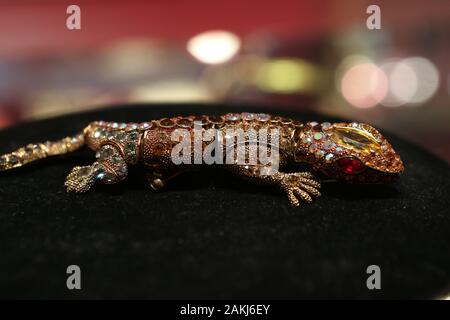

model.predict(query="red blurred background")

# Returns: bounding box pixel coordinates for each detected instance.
[0,0,449,160]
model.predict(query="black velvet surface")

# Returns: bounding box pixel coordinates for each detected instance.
[0,104,449,299]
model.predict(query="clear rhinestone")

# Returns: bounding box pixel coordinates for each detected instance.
[325,153,334,161]
[322,122,331,130]
[226,113,240,121]
[119,123,127,129]
[302,136,312,144]
[335,147,343,154]
[112,123,119,129]
[93,128,104,138]
[96,172,106,180]
[241,112,254,120]
[256,113,270,122]
[315,150,325,157]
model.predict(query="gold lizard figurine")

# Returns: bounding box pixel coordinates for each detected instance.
[0,113,403,206]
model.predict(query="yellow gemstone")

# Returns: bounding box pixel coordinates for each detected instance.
[330,126,380,154]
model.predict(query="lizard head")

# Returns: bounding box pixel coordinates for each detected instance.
[293,121,404,183]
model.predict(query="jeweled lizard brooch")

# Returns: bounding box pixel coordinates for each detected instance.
[0,113,403,206]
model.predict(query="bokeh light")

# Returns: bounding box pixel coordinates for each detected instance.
[403,57,440,105]
[340,63,388,108]
[187,30,241,64]
[254,58,320,94]
[380,58,417,107]
[131,81,213,102]
[335,55,373,93]
[380,57,439,107]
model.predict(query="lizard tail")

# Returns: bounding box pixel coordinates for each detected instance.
[0,132,85,172]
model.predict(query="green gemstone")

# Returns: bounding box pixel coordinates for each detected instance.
[314,133,323,140]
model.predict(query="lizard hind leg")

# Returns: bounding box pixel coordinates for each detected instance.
[228,164,321,206]
[65,144,128,193]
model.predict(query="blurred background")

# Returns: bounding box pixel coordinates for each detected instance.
[0,0,448,161]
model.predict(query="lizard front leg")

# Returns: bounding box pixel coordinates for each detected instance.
[65,144,128,193]
[228,164,321,206]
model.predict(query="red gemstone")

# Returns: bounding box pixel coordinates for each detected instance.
[337,157,364,174]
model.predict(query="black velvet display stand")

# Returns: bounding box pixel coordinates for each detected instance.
[0,104,449,299]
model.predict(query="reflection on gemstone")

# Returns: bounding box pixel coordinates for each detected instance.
[226,113,240,121]
[93,129,104,138]
[96,172,106,180]
[140,122,151,130]
[314,133,323,140]
[241,112,254,120]
[337,157,365,174]
[322,122,331,130]
[256,113,270,122]
[315,150,325,157]
[331,126,380,153]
